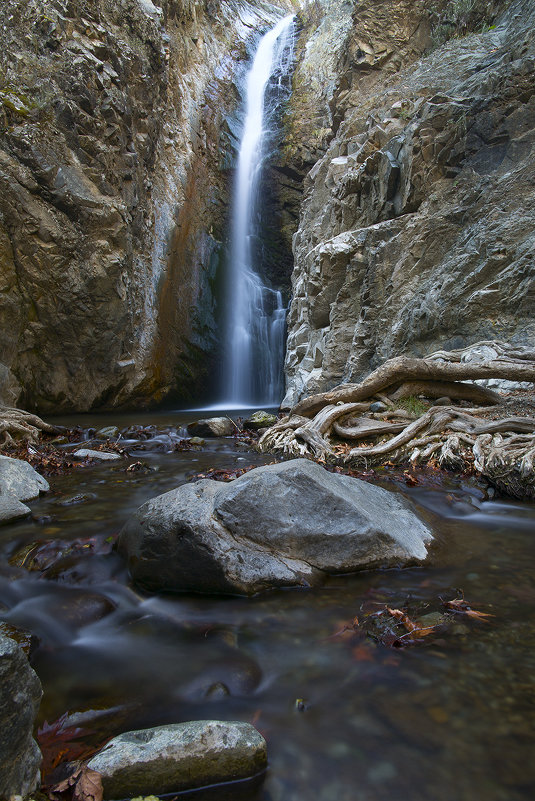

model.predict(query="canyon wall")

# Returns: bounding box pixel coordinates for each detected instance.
[283,0,534,407]
[2,0,532,413]
[0,0,288,412]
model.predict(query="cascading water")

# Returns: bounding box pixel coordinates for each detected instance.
[221,14,295,407]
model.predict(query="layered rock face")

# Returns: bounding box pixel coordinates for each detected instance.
[0,0,287,411]
[283,0,535,407]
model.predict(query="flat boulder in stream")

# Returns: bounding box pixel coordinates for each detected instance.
[118,459,432,595]
[87,720,267,798]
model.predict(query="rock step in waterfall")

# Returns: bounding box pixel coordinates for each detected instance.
[221,14,295,408]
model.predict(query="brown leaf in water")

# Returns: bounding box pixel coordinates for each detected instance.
[392,625,440,647]
[386,607,418,632]
[442,596,494,621]
[329,615,360,639]
[49,765,103,801]
[73,767,103,801]
[48,766,81,799]
[403,470,419,486]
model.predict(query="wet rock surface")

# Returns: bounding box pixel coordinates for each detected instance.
[87,720,267,798]
[0,633,43,799]
[118,458,432,594]
[73,448,121,461]
[187,417,236,437]
[243,410,278,430]
[283,0,534,407]
[0,454,49,524]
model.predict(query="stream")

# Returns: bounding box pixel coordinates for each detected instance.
[1,410,534,801]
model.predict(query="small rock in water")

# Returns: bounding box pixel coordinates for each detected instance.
[187,417,235,437]
[205,681,231,700]
[96,425,120,439]
[56,492,97,506]
[73,448,121,461]
[87,720,267,798]
[189,436,205,446]
[243,410,277,430]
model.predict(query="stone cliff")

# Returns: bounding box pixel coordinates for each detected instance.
[0,0,289,412]
[1,0,532,414]
[283,0,534,407]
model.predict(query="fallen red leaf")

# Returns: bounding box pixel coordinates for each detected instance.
[37,715,89,779]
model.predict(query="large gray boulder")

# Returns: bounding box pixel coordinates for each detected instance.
[0,634,42,798]
[0,455,49,525]
[87,720,267,799]
[118,459,432,595]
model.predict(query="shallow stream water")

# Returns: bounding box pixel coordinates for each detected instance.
[1,411,534,801]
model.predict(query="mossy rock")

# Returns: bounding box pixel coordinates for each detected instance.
[244,411,278,430]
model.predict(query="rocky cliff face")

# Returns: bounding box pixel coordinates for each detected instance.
[283,0,534,407]
[0,0,288,412]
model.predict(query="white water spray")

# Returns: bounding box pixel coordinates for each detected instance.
[221,14,295,407]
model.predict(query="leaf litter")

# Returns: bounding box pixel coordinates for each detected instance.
[329,591,493,653]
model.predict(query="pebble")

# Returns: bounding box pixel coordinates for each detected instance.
[96,426,120,439]
[73,449,120,461]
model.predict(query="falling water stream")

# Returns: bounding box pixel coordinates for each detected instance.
[222,15,295,407]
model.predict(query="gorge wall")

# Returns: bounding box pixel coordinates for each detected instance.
[0,0,290,412]
[283,0,535,407]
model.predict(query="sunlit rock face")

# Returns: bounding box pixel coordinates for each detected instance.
[0,0,289,411]
[283,0,535,408]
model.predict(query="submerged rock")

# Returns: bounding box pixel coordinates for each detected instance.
[118,459,432,595]
[187,417,236,437]
[0,454,49,525]
[0,633,42,798]
[87,720,267,799]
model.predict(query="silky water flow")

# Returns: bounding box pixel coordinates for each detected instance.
[221,14,295,407]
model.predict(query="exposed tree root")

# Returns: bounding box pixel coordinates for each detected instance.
[0,406,58,448]
[259,343,535,499]
[292,345,535,418]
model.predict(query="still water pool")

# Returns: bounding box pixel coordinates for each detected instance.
[1,411,534,801]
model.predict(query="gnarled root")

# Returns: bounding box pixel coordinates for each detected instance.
[260,343,535,498]
[0,405,58,448]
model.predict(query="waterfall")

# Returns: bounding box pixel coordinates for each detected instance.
[221,14,295,408]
